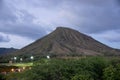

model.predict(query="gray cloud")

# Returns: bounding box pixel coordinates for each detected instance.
[0,0,17,23]
[0,0,3,6]
[26,0,120,34]
[0,1,48,39]
[1,0,120,34]
[67,0,120,33]
[91,30,120,42]
[105,31,120,42]
[116,0,120,5]
[0,34,10,42]
[0,23,47,39]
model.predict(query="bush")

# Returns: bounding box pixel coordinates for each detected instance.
[0,74,5,80]
[103,65,116,80]
[5,72,26,80]
[7,57,120,80]
[71,74,94,80]
[24,57,110,80]
[103,63,120,80]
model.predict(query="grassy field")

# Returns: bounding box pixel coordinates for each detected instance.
[12,62,33,67]
[0,62,33,67]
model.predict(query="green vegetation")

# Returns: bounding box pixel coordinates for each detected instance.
[0,62,33,67]
[12,62,33,67]
[3,57,120,80]
[0,73,5,80]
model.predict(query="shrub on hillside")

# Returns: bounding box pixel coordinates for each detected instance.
[5,57,120,80]
[24,57,110,80]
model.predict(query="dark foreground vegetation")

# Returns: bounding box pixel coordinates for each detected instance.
[1,57,120,80]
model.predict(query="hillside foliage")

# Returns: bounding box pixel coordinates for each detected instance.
[4,57,120,80]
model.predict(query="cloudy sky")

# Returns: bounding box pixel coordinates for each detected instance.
[0,0,120,49]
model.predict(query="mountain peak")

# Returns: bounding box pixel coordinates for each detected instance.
[55,27,75,31]
[54,27,79,35]
[9,27,120,59]
[55,27,68,31]
[56,26,67,29]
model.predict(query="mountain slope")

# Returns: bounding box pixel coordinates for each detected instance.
[13,27,120,57]
[0,48,18,55]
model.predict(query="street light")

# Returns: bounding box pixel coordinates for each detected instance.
[47,55,50,59]
[14,56,17,63]
[14,57,17,60]
[20,58,23,62]
[30,56,34,61]
[11,68,14,72]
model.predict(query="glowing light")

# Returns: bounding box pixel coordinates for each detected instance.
[30,56,34,60]
[29,67,31,70]
[11,69,14,72]
[20,58,23,61]
[18,69,21,72]
[23,67,26,70]
[14,57,17,60]
[47,56,50,59]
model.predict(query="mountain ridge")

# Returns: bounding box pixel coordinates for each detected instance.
[12,27,120,58]
[0,48,18,55]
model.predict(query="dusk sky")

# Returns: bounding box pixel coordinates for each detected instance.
[0,0,120,49]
